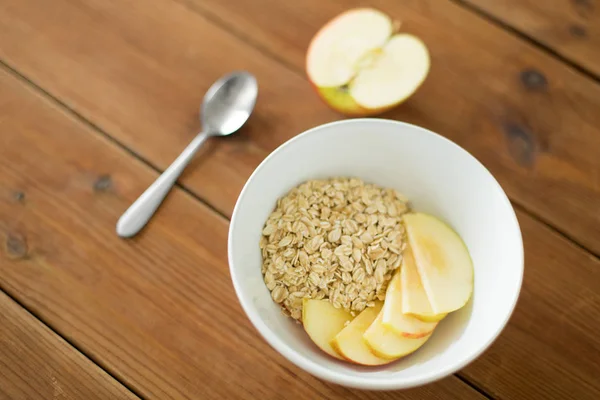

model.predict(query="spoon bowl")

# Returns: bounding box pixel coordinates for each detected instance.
[202,71,258,136]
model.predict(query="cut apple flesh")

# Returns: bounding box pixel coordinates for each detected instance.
[302,299,353,359]
[411,312,447,323]
[349,34,430,109]
[306,7,430,113]
[401,246,447,322]
[330,302,392,365]
[364,310,431,360]
[404,213,474,315]
[306,8,393,87]
[382,268,438,338]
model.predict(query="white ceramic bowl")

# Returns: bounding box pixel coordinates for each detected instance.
[228,119,523,390]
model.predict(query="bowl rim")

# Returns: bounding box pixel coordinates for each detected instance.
[228,118,524,390]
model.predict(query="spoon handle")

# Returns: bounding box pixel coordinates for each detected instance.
[116,131,209,238]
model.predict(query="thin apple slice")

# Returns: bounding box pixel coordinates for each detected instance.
[412,313,447,323]
[404,213,474,315]
[330,302,393,365]
[302,298,353,359]
[364,310,432,360]
[381,267,438,338]
[306,8,393,88]
[401,246,448,322]
[349,34,430,109]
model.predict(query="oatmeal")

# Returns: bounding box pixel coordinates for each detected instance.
[259,177,409,320]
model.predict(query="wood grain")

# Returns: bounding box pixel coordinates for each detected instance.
[461,207,600,399]
[1,0,600,255]
[187,0,600,253]
[1,1,600,399]
[460,0,600,77]
[0,66,485,399]
[0,0,338,218]
[1,60,599,400]
[0,290,139,400]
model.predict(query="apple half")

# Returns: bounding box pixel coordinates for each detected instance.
[403,213,474,315]
[306,8,430,116]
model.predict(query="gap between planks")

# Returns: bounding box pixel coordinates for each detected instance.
[450,0,600,83]
[0,284,148,400]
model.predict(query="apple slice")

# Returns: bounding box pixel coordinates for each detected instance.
[381,267,438,338]
[306,8,430,116]
[401,246,448,322]
[364,310,432,360]
[412,313,447,323]
[403,213,474,315]
[330,302,393,365]
[302,298,353,359]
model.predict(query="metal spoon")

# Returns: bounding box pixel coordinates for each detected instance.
[116,71,258,238]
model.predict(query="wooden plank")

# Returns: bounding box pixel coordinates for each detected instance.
[1,1,599,399]
[460,0,600,77]
[461,208,600,399]
[1,64,599,400]
[0,290,139,400]
[1,0,600,255]
[0,0,337,219]
[0,67,485,399]
[188,0,600,253]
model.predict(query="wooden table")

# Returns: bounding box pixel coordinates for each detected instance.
[1,0,599,399]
